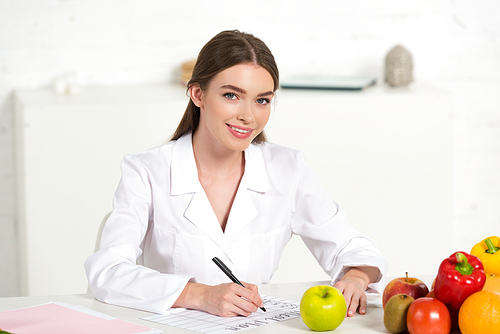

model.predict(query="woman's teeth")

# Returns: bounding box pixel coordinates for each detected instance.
[230,125,250,134]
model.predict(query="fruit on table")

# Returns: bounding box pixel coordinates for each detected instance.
[382,273,429,309]
[445,304,460,330]
[434,251,485,330]
[300,285,347,331]
[383,294,414,334]
[458,290,500,334]
[406,297,451,334]
[425,290,435,298]
[483,273,500,295]
[470,236,500,275]
[434,251,486,311]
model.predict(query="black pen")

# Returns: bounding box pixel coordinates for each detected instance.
[212,257,266,312]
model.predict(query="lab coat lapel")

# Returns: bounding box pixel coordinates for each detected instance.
[223,178,258,237]
[224,144,270,237]
[170,133,229,252]
[184,185,228,250]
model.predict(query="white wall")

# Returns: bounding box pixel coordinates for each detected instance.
[1,0,500,296]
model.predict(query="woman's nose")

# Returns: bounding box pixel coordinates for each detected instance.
[237,103,255,123]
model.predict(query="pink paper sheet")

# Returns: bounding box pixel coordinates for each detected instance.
[0,303,152,334]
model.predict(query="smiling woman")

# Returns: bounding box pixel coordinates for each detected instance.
[188,63,275,235]
[190,63,274,152]
[172,30,279,144]
[84,30,389,319]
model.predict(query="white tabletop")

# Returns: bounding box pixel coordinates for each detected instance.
[0,280,460,333]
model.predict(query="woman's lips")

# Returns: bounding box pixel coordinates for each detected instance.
[227,124,253,139]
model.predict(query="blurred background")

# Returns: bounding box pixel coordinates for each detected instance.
[1,0,499,297]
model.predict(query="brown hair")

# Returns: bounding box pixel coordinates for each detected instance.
[171,30,279,143]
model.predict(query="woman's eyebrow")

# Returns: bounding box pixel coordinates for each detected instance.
[257,91,274,98]
[221,84,274,97]
[221,85,246,94]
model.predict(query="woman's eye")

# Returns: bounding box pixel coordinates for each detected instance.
[224,92,237,100]
[257,98,270,105]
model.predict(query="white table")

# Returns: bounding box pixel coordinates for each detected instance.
[0,280,460,333]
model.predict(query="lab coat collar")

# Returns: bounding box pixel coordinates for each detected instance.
[170,133,270,195]
[170,133,198,196]
[169,133,270,256]
[243,142,270,193]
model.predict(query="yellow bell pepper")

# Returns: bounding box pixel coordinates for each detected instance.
[471,236,500,275]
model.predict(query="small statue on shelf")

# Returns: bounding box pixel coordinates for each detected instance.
[385,45,413,87]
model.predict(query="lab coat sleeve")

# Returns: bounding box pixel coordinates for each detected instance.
[84,154,191,314]
[290,156,389,294]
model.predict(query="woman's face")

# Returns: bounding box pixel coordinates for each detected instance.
[191,63,275,153]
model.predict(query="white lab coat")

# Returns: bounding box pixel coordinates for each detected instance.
[84,133,389,314]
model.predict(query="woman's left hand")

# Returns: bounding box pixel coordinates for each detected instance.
[333,267,380,317]
[334,276,367,317]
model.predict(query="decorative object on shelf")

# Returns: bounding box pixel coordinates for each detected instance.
[281,76,376,91]
[52,71,80,95]
[180,59,196,85]
[385,45,413,87]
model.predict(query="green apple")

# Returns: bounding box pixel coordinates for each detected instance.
[300,285,347,331]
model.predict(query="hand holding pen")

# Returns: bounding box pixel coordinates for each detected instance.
[212,257,266,312]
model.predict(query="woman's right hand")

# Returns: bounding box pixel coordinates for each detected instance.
[173,281,264,317]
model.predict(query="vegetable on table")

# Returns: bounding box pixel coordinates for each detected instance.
[470,236,500,276]
[406,297,451,334]
[434,251,486,311]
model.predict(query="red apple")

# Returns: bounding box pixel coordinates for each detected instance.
[383,273,429,309]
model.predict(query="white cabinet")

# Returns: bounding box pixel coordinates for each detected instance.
[268,84,453,283]
[14,85,189,296]
[13,83,453,295]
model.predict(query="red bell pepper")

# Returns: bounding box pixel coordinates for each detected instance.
[434,251,486,311]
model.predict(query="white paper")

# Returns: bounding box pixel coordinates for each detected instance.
[141,295,300,333]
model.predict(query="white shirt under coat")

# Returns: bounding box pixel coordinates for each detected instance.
[84,133,389,314]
